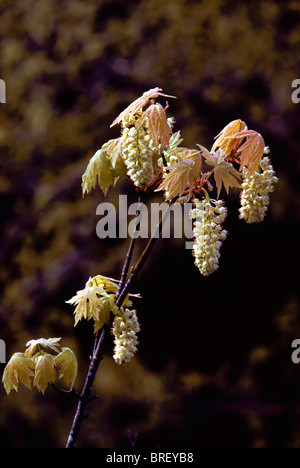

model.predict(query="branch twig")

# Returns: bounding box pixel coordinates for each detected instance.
[116,195,142,297]
[52,383,81,399]
[65,200,172,448]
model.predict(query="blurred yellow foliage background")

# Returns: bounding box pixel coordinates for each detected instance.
[0,0,299,448]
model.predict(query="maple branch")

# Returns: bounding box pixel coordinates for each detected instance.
[116,195,142,297]
[65,201,171,448]
[92,195,143,358]
[52,383,81,399]
[115,202,171,308]
[66,325,108,448]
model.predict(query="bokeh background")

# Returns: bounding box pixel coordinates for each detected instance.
[0,0,299,448]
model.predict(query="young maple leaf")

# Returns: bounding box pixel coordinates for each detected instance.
[156,151,202,201]
[54,347,78,388]
[168,131,183,151]
[25,338,61,358]
[212,119,247,155]
[91,275,119,293]
[93,296,119,333]
[233,129,265,176]
[82,148,114,197]
[163,131,185,165]
[109,141,127,180]
[66,280,119,331]
[198,145,241,197]
[137,103,172,148]
[110,87,176,128]
[2,352,35,394]
[66,285,105,324]
[33,354,56,394]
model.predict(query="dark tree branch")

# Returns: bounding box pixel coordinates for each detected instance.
[65,200,172,448]
[52,383,81,399]
[65,326,107,448]
[116,195,142,298]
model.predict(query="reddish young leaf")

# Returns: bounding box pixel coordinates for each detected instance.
[137,103,171,148]
[212,119,247,155]
[234,130,265,176]
[110,88,176,127]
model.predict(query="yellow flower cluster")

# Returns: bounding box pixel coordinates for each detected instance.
[239,156,278,223]
[190,197,228,276]
[121,115,156,189]
[112,308,140,365]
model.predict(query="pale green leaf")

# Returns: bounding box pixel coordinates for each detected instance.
[102,137,127,180]
[82,148,114,196]
[2,353,35,394]
[91,275,119,293]
[54,347,78,388]
[168,131,183,151]
[66,280,119,331]
[200,148,241,197]
[25,338,61,358]
[33,354,56,394]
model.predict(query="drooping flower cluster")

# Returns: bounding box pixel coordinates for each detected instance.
[239,156,279,223]
[121,114,156,189]
[111,308,140,365]
[80,90,279,282]
[82,88,177,196]
[190,197,228,276]
[66,275,141,365]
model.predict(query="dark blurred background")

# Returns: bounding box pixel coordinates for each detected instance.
[0,0,299,448]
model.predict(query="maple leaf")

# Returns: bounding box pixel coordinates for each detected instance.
[199,146,241,197]
[66,284,105,325]
[33,354,56,394]
[110,87,176,127]
[102,138,127,180]
[163,131,186,165]
[93,297,119,333]
[82,148,114,196]
[212,119,247,155]
[2,352,35,394]
[66,280,119,332]
[168,131,183,152]
[54,347,78,388]
[91,275,119,293]
[25,338,61,358]
[156,151,202,201]
[111,151,127,181]
[137,103,171,148]
[233,130,265,176]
